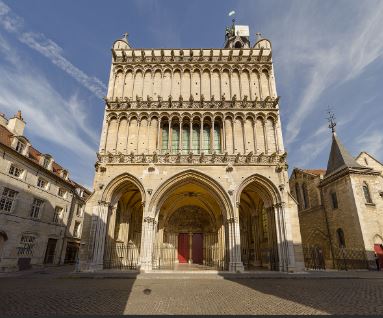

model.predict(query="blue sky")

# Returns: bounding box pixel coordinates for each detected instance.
[0,0,382,188]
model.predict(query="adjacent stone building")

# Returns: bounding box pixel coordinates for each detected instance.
[79,23,305,272]
[290,131,383,270]
[0,111,90,271]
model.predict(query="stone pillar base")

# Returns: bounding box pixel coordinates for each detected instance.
[139,261,152,272]
[229,261,244,272]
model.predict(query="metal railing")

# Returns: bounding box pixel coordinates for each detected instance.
[333,247,369,270]
[152,244,176,270]
[303,245,326,270]
[103,242,139,270]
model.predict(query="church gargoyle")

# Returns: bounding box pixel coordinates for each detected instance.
[142,153,146,163]
[152,151,158,163]
[234,153,240,163]
[211,151,217,163]
[223,152,228,162]
[176,152,181,163]
[199,152,205,163]
[118,152,124,163]
[187,152,193,163]
[258,152,264,163]
[245,151,253,163]
[164,152,170,163]
[168,95,172,106]
[129,151,135,162]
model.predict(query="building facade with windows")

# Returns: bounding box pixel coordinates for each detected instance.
[79,23,304,272]
[0,111,90,271]
[289,132,383,270]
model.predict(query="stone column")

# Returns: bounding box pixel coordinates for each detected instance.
[89,201,110,271]
[168,120,172,153]
[157,117,161,152]
[211,119,215,154]
[227,210,244,272]
[179,118,182,153]
[139,212,156,272]
[189,120,193,152]
[272,203,292,272]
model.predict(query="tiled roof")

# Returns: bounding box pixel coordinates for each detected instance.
[302,169,326,176]
[0,124,78,187]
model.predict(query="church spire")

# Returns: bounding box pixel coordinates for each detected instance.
[325,109,366,176]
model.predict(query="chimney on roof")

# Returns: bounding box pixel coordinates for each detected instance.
[0,113,7,127]
[7,110,25,136]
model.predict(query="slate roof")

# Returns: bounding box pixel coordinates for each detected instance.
[325,133,368,176]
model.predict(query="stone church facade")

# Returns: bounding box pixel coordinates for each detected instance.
[79,24,304,272]
[290,132,383,270]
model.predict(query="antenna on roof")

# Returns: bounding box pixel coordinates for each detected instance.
[326,106,337,133]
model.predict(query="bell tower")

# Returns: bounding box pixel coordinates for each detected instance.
[224,19,251,48]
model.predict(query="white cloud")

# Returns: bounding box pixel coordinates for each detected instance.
[0,35,98,184]
[0,0,107,99]
[280,1,383,144]
[356,131,383,159]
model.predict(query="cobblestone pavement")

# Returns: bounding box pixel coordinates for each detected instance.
[1,273,383,315]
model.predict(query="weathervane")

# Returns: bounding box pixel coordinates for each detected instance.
[326,107,336,133]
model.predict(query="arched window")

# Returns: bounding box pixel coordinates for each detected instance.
[213,122,221,153]
[363,182,373,204]
[192,123,200,154]
[161,122,169,152]
[171,124,180,153]
[302,183,309,209]
[202,124,211,153]
[182,124,190,154]
[336,228,346,248]
[295,183,302,210]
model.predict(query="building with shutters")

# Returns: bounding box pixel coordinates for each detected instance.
[0,111,90,271]
[289,130,383,270]
[79,22,304,272]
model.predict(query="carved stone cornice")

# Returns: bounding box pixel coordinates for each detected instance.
[96,152,287,166]
[112,55,272,64]
[105,98,279,111]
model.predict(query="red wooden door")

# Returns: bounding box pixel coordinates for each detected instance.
[192,233,203,264]
[178,233,189,263]
[374,244,383,269]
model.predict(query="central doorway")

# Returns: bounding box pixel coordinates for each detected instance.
[178,233,188,263]
[177,233,204,264]
[192,233,203,264]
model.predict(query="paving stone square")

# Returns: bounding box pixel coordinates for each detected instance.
[0,268,383,315]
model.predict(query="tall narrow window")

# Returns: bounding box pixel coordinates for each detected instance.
[302,183,309,209]
[202,124,211,153]
[331,192,338,209]
[363,183,373,204]
[182,124,190,154]
[171,124,179,153]
[0,188,18,213]
[213,123,221,153]
[53,207,63,223]
[192,124,200,153]
[30,198,44,219]
[161,123,169,152]
[336,228,346,247]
